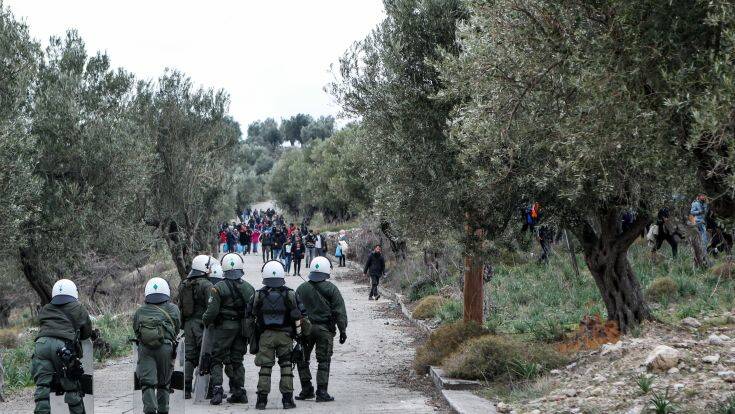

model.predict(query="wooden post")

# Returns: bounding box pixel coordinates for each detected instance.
[463,217,485,324]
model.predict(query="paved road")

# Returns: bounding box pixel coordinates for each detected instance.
[12,251,439,414]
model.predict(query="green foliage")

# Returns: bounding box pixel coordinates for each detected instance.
[413,320,486,374]
[247,117,282,151]
[409,282,439,302]
[330,0,469,240]
[436,299,463,324]
[442,334,565,381]
[1,339,34,390]
[712,395,735,414]
[93,314,134,361]
[646,277,680,302]
[528,317,566,343]
[269,124,372,219]
[300,115,335,144]
[651,388,675,414]
[636,374,654,394]
[280,113,312,146]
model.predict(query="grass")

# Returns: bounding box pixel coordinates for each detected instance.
[636,374,654,394]
[436,299,463,323]
[650,388,675,414]
[442,334,566,381]
[411,295,445,319]
[487,242,735,335]
[1,313,134,394]
[413,320,486,374]
[712,394,735,414]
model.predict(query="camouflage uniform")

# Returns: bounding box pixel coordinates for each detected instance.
[133,301,181,414]
[31,301,92,414]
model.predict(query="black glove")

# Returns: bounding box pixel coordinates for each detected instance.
[339,331,347,344]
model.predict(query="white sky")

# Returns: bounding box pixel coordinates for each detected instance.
[5,0,384,131]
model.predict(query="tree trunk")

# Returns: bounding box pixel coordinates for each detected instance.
[576,210,652,333]
[161,219,191,280]
[19,245,53,305]
[584,244,651,332]
[463,254,484,324]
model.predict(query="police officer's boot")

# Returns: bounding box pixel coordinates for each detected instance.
[185,382,192,399]
[295,380,315,400]
[255,392,268,410]
[227,388,248,404]
[282,392,297,409]
[316,385,335,402]
[210,385,224,405]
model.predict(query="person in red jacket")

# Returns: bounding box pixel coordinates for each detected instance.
[218,226,228,254]
[251,228,261,253]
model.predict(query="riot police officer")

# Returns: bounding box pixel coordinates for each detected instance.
[133,277,181,414]
[31,279,92,414]
[178,255,214,399]
[202,253,255,405]
[249,260,307,410]
[294,256,348,402]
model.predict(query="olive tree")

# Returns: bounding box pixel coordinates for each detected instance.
[441,0,704,331]
[140,71,240,279]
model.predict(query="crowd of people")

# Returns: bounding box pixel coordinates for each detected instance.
[218,208,351,277]
[523,194,733,263]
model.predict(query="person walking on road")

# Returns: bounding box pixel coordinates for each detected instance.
[133,277,181,414]
[202,253,255,405]
[251,228,261,254]
[31,279,92,414]
[260,230,273,263]
[314,230,327,258]
[364,245,386,300]
[305,230,316,267]
[294,256,348,402]
[292,240,305,276]
[178,255,214,399]
[248,260,308,410]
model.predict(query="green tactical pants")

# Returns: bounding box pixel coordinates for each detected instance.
[254,330,294,394]
[296,324,334,388]
[31,337,85,414]
[210,321,247,395]
[183,319,204,387]
[136,343,173,414]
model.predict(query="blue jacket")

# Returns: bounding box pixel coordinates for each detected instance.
[690,200,708,224]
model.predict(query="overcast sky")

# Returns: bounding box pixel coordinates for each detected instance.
[5,0,385,131]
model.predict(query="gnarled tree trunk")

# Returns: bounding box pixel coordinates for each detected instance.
[575,210,652,333]
[19,244,53,305]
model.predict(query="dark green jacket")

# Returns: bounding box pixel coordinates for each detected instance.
[295,281,347,333]
[133,302,181,343]
[202,279,255,326]
[178,276,213,323]
[37,301,92,342]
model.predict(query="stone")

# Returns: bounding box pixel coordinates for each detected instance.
[497,402,512,413]
[601,341,623,357]
[702,354,720,364]
[668,367,680,374]
[681,317,702,328]
[530,410,541,414]
[645,345,682,372]
[550,369,562,375]
[673,383,685,392]
[562,388,578,397]
[718,371,735,383]
[625,405,644,414]
[708,334,731,346]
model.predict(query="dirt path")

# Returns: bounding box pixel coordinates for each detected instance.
[7,250,442,413]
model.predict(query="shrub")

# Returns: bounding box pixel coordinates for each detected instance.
[412,295,445,320]
[436,299,463,323]
[413,320,486,374]
[94,314,134,361]
[646,277,679,301]
[712,262,734,279]
[0,327,20,348]
[443,334,566,381]
[529,317,566,343]
[409,281,439,302]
